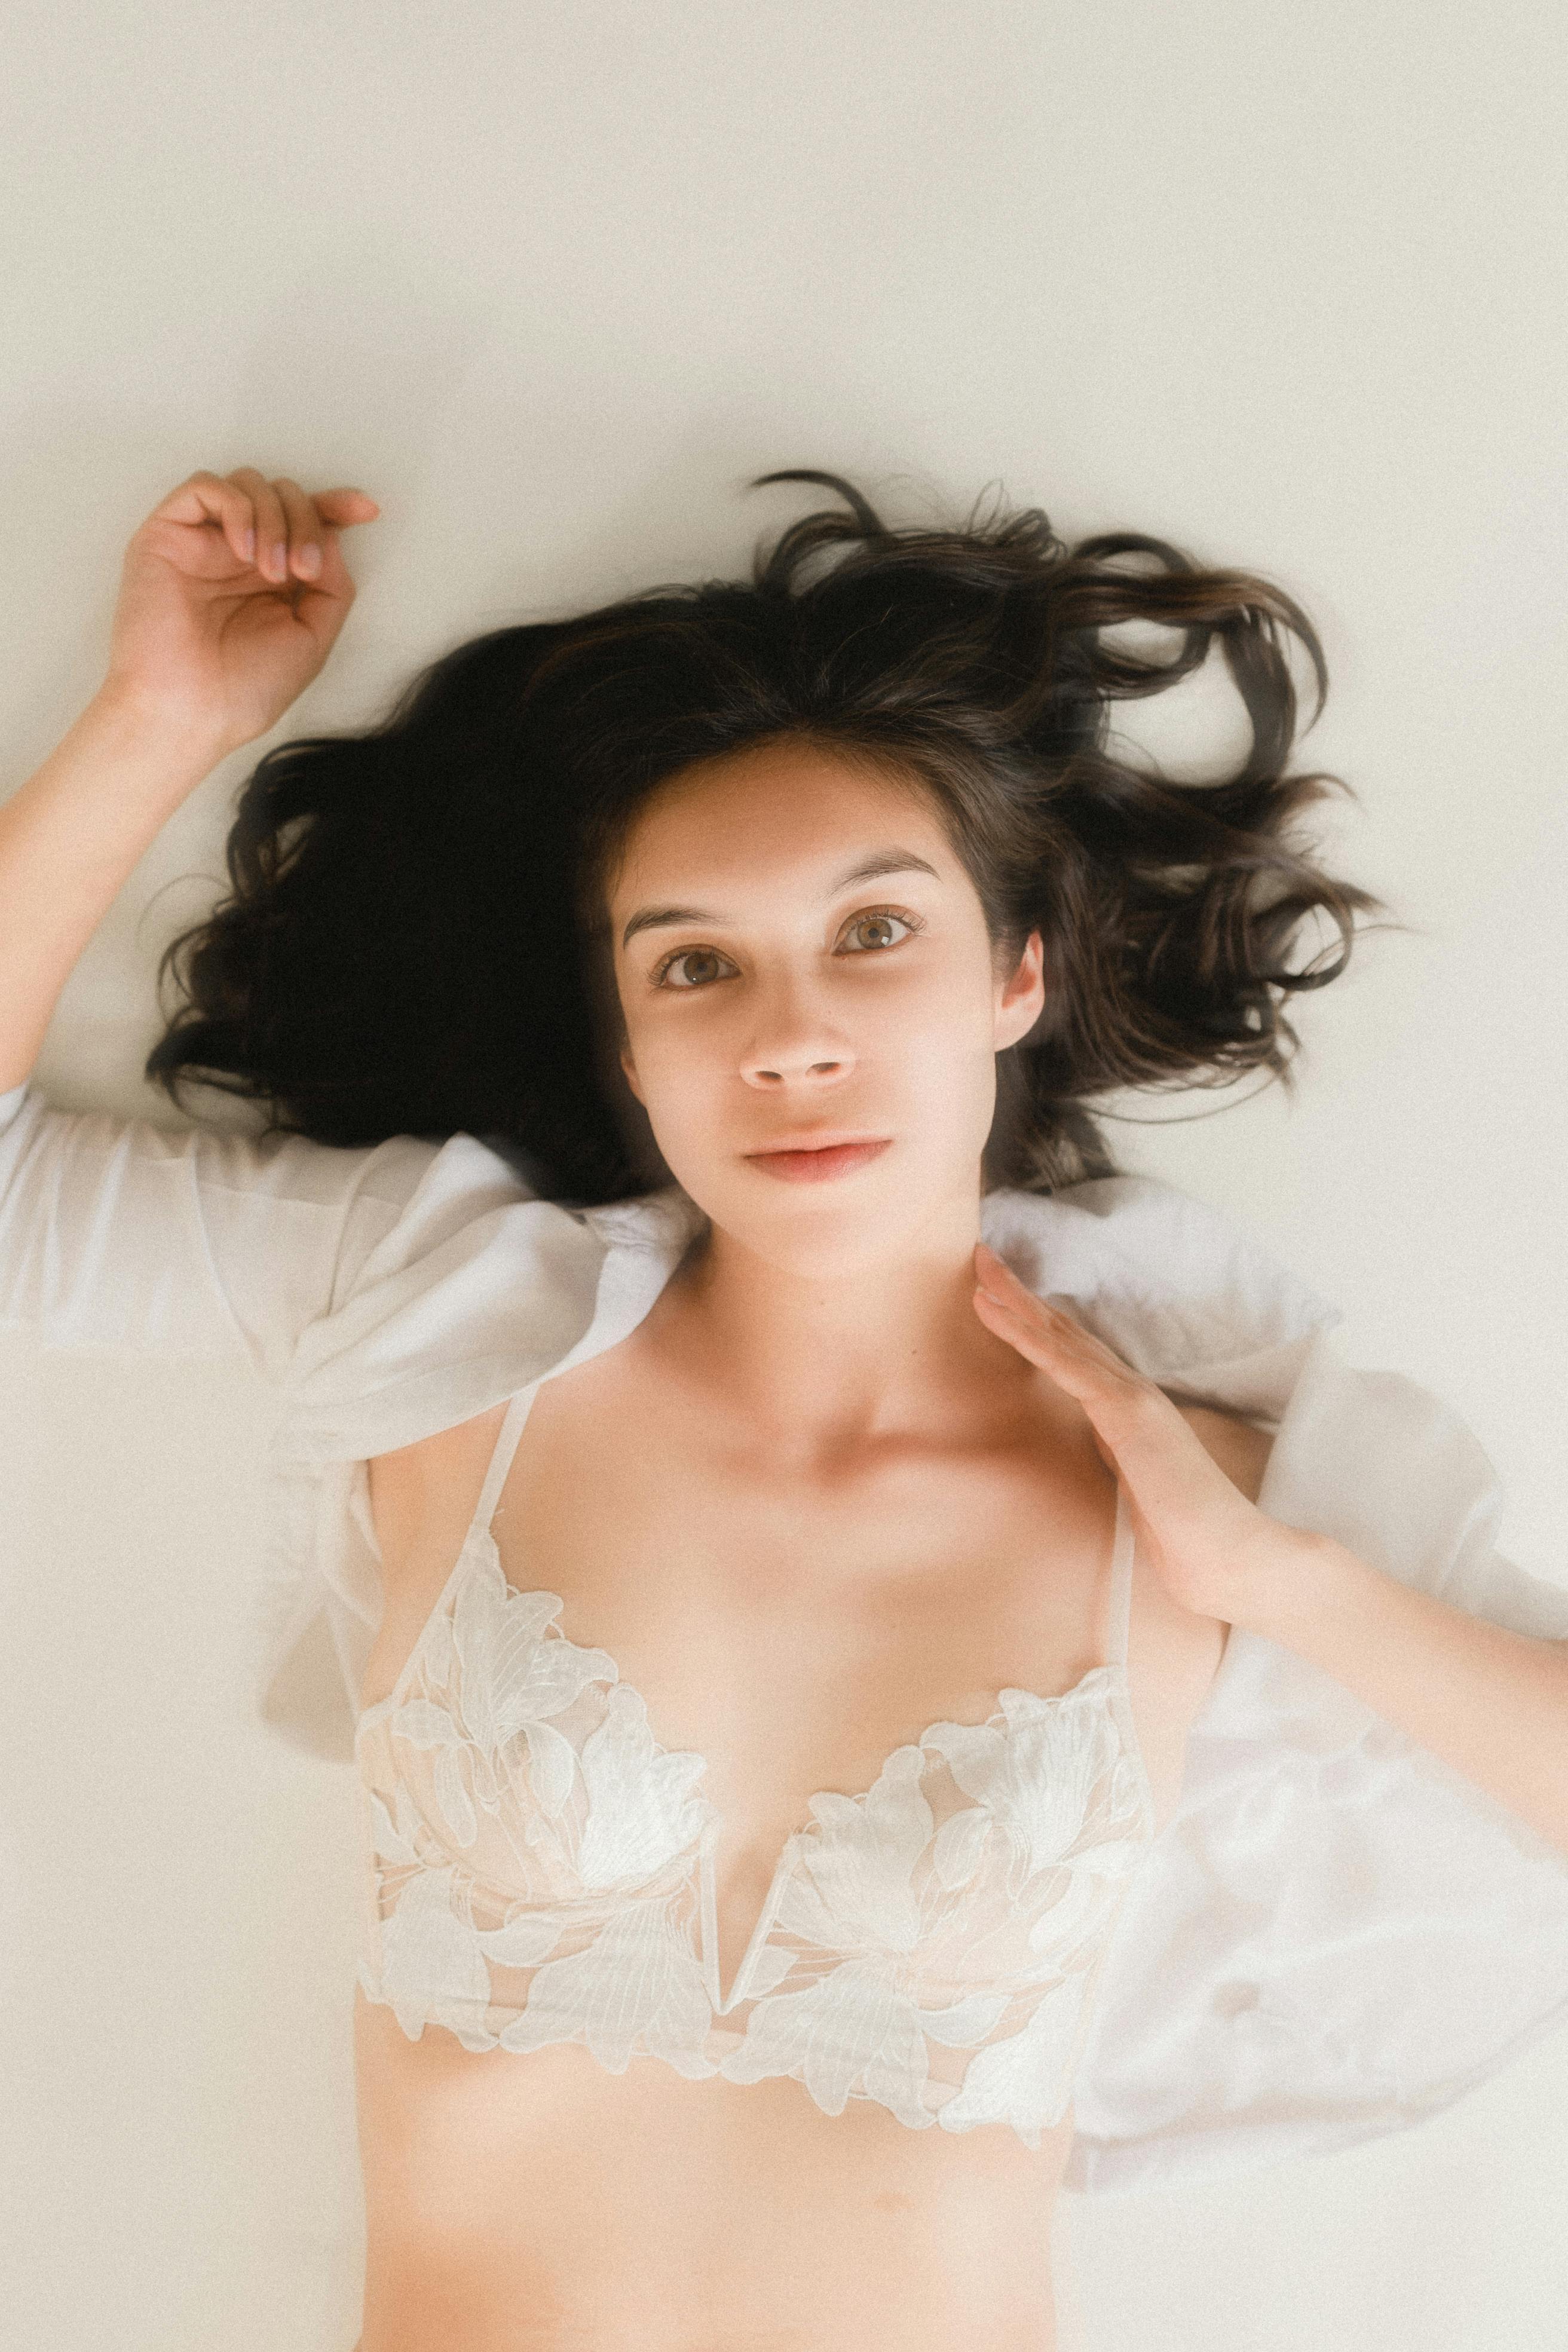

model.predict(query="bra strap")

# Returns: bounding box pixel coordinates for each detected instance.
[471,1382,541,1538]
[1105,1482,1136,1672]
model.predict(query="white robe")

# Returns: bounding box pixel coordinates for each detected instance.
[2,1075,1564,2197]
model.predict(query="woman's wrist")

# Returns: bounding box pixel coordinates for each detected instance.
[86,673,245,776]
[1227,1529,1371,1651]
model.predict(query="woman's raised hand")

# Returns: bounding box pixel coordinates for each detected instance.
[970,1238,1305,1628]
[102,467,381,757]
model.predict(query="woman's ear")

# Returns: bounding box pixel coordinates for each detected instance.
[618,1044,644,1107]
[994,928,1047,1051]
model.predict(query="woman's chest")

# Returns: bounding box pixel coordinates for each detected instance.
[363,1348,1217,1961]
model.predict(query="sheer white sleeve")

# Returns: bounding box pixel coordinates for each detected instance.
[0,1075,445,1378]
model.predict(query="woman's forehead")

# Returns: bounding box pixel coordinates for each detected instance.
[609,745,948,896]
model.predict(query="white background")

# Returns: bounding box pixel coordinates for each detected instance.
[1,3,1564,2345]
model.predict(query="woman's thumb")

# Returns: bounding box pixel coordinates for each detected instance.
[315,488,381,525]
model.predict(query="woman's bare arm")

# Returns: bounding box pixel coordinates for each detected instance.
[0,687,229,1092]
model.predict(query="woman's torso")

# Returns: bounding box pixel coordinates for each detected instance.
[350,1290,1242,2352]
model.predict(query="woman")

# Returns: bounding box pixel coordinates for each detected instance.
[2,465,1565,2351]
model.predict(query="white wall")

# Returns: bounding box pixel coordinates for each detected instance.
[2,4,1564,2346]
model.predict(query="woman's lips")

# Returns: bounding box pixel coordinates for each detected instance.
[742,1139,893,1183]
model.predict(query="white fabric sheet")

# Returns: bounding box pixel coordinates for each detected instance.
[2,1073,1564,2197]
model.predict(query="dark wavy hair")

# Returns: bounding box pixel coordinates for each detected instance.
[145,470,1386,1208]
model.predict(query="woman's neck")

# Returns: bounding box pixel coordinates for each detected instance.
[644,1182,1033,1454]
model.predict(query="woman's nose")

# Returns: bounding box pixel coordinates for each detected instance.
[737,1003,854,1086]
[745,1054,847,1082]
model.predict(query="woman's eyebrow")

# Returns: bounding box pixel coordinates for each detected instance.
[620,849,942,950]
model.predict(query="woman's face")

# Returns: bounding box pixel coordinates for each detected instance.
[607,739,1045,1270]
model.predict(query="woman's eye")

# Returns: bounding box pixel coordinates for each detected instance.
[653,945,736,990]
[840,909,920,954]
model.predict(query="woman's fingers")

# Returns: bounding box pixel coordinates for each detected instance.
[270,476,322,580]
[218,471,272,563]
[314,487,380,522]
[146,470,257,567]
[223,467,290,581]
[972,1245,1236,1519]
[974,1247,1134,1383]
[972,1281,1113,1395]
[143,470,379,581]
[231,474,379,585]
[972,1247,1180,1442]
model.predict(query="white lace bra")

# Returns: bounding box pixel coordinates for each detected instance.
[354,1380,1160,2149]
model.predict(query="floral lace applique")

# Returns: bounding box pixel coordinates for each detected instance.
[356,1536,1156,2142]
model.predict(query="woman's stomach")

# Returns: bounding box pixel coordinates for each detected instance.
[353,1984,1073,2352]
